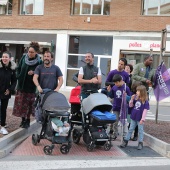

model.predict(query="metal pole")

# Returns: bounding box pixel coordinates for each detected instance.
[150,48,153,56]
[155,29,167,124]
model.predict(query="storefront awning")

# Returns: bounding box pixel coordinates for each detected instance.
[0,0,8,5]
[0,40,51,46]
[120,50,170,56]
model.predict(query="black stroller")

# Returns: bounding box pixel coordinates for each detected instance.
[32,91,71,155]
[72,93,116,151]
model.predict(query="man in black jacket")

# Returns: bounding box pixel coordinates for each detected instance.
[78,52,102,99]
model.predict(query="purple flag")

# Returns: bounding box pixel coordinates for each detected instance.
[153,62,170,101]
[119,91,127,126]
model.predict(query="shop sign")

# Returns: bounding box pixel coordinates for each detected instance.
[129,42,160,48]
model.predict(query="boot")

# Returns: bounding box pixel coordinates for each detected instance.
[19,117,25,127]
[22,119,30,129]
[137,142,143,150]
[120,139,128,148]
[131,136,138,141]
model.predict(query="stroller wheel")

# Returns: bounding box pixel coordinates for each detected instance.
[32,134,40,145]
[87,143,95,152]
[104,142,112,151]
[43,145,53,155]
[60,144,70,154]
[72,129,81,144]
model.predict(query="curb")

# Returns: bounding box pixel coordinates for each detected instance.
[144,132,170,158]
[0,120,41,159]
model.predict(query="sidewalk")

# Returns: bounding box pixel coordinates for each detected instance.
[0,93,170,159]
[1,124,163,159]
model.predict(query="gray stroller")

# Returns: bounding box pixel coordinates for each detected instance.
[32,91,71,155]
[72,93,116,151]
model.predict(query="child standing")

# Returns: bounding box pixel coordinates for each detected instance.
[120,85,149,150]
[127,81,142,141]
[107,74,131,139]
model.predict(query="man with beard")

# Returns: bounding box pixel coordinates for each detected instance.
[101,58,129,96]
[78,52,102,99]
[106,58,129,85]
[33,51,63,93]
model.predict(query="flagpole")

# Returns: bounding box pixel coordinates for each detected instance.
[155,29,167,123]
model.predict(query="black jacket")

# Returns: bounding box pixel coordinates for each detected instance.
[0,59,17,99]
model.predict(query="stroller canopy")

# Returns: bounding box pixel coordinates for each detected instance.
[82,93,112,115]
[41,91,70,112]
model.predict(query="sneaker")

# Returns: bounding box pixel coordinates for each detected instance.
[0,127,8,135]
[4,124,8,128]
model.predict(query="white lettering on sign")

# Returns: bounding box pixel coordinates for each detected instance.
[157,71,169,95]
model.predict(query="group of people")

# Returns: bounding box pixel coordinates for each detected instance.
[0,46,155,150]
[77,52,155,150]
[0,41,63,135]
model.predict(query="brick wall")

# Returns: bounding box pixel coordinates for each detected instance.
[0,0,169,31]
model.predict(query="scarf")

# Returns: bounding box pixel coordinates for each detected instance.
[25,53,40,66]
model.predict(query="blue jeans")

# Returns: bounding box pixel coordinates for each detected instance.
[124,119,144,142]
[81,93,90,100]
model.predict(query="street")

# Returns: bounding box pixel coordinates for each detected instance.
[0,158,170,169]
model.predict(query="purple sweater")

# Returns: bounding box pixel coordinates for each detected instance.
[110,84,131,111]
[106,69,130,84]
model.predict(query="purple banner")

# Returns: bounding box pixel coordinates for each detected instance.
[154,62,170,101]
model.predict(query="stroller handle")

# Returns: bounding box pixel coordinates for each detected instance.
[42,88,52,94]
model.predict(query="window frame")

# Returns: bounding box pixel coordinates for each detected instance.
[66,35,112,87]
[20,0,44,15]
[142,0,170,16]
[0,0,12,15]
[71,0,110,16]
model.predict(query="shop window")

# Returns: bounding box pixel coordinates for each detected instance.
[67,35,112,87]
[0,0,12,15]
[71,0,111,15]
[123,52,170,70]
[142,0,170,15]
[20,0,44,15]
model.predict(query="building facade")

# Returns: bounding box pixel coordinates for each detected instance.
[0,0,170,90]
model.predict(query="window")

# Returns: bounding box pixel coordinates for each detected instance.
[0,0,12,15]
[20,0,44,15]
[143,0,170,15]
[67,35,113,87]
[71,0,111,15]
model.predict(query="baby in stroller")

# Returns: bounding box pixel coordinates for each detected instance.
[72,93,117,151]
[51,117,70,136]
[32,90,71,155]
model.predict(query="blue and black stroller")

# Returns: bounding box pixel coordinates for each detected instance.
[72,93,116,151]
[32,90,71,155]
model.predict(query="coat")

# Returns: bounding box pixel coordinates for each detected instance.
[132,63,155,90]
[0,59,17,99]
[16,54,42,93]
